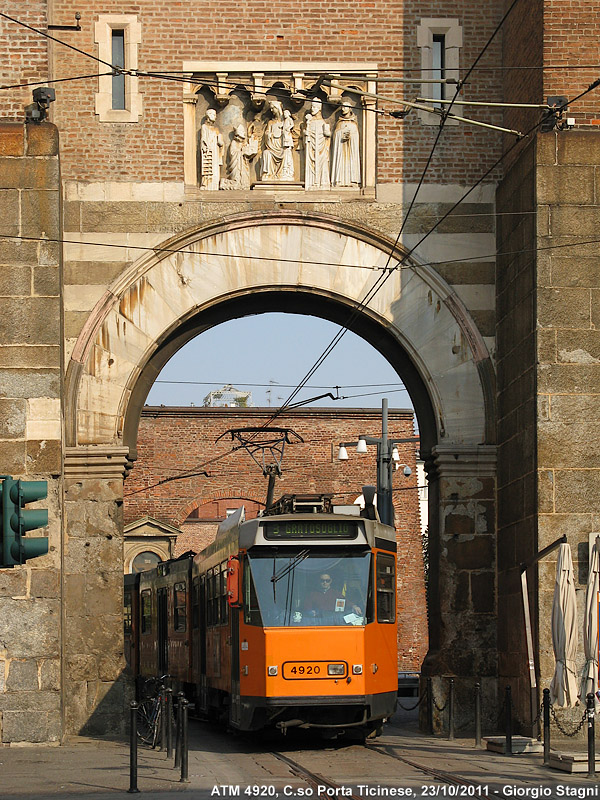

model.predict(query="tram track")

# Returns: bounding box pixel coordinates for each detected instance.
[364,743,493,800]
[268,743,493,800]
[271,751,363,800]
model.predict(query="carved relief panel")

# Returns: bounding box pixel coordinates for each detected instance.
[183,63,377,194]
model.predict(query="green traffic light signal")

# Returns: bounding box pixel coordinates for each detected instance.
[0,476,48,567]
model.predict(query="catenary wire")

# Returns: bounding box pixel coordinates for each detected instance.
[152,380,405,389]
[3,10,598,130]
[0,72,113,91]
[0,12,115,70]
[0,10,561,131]
[7,7,600,493]
[261,0,524,420]
[5,6,596,86]
[0,13,417,486]
[3,231,600,275]
[0,10,502,495]
[253,68,600,439]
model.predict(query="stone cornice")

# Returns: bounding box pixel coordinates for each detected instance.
[64,446,131,480]
[432,444,497,477]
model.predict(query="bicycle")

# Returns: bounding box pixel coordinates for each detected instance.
[136,674,172,747]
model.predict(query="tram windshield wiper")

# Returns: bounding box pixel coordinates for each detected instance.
[270,549,310,585]
[270,549,310,607]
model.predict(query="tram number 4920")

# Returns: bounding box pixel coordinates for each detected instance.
[283,662,323,678]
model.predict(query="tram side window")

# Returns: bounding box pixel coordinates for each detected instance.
[376,554,396,623]
[174,582,187,632]
[141,589,152,634]
[207,568,216,626]
[243,557,262,626]
[124,589,132,635]
[219,561,229,625]
[192,577,200,629]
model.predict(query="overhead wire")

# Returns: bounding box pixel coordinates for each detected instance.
[258,0,524,422]
[0,10,562,129]
[6,5,600,496]
[3,228,600,280]
[152,380,405,389]
[0,72,113,92]
[0,11,115,70]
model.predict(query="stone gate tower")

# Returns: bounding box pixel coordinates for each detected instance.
[0,0,599,742]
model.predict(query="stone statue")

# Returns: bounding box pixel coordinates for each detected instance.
[303,100,331,189]
[281,109,295,180]
[222,124,258,189]
[199,108,224,190]
[261,100,288,181]
[331,103,361,187]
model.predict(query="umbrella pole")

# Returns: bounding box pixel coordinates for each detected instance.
[520,569,539,737]
[519,534,567,735]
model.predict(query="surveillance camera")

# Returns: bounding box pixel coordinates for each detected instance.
[402,465,412,477]
[32,87,56,106]
[24,103,43,122]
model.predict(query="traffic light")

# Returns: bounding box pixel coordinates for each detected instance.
[0,476,49,567]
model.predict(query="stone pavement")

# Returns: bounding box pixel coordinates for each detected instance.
[0,711,597,800]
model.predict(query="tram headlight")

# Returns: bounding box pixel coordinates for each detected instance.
[328,664,346,676]
[268,666,278,676]
[352,665,363,675]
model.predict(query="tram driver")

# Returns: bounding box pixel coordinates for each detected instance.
[305,572,363,618]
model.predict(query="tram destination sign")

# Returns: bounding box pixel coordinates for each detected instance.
[262,519,360,540]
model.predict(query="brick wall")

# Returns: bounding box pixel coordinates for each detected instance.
[0,3,49,122]
[125,405,428,670]
[543,1,600,127]
[501,0,600,160]
[0,0,505,186]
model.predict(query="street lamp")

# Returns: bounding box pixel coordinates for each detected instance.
[337,398,419,527]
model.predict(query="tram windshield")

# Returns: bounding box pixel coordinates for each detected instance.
[244,548,372,627]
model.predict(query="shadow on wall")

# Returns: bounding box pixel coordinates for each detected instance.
[78,671,134,739]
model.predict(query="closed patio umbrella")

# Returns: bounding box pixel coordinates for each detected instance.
[549,542,579,708]
[580,536,599,705]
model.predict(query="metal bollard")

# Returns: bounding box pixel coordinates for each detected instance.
[587,693,596,778]
[128,701,140,794]
[543,689,550,766]
[427,677,434,735]
[160,684,167,752]
[174,691,184,768]
[180,698,190,783]
[166,688,174,759]
[475,681,482,747]
[448,678,455,740]
[505,686,513,756]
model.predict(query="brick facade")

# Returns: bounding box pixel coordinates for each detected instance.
[0,4,49,122]
[18,0,504,186]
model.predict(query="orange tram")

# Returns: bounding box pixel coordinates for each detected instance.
[124,494,398,739]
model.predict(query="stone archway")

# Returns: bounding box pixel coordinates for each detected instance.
[63,210,497,734]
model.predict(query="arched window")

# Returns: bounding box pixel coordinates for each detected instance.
[131,551,161,573]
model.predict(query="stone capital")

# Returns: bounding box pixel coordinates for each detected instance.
[64,445,131,480]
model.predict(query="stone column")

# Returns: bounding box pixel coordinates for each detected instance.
[421,444,497,731]
[62,446,130,737]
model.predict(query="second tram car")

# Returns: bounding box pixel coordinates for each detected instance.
[128,493,398,739]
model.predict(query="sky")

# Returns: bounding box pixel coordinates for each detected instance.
[145,312,414,412]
